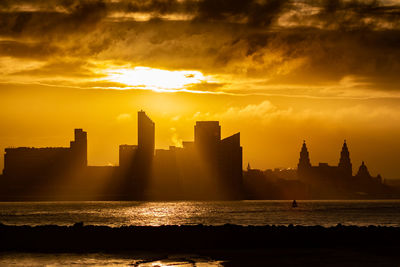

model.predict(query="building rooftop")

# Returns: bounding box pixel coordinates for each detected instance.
[5,147,70,151]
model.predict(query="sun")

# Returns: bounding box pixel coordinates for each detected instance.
[105,66,207,91]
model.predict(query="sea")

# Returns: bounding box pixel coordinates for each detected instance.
[1,200,400,266]
[1,200,400,227]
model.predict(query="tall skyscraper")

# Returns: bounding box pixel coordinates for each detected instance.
[194,121,221,155]
[132,111,155,199]
[138,110,155,158]
[219,132,243,199]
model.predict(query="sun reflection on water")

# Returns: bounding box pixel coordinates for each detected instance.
[0,252,224,266]
[122,202,212,226]
[2,200,400,227]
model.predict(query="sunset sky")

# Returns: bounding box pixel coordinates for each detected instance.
[1,0,400,178]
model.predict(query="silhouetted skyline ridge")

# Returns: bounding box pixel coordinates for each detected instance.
[0,111,396,201]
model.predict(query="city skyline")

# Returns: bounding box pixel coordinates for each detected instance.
[1,110,392,201]
[1,125,380,178]
[2,1,400,265]
[0,112,390,179]
[1,0,400,179]
[0,115,385,173]
[0,111,244,200]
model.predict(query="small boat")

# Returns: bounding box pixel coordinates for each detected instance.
[292,200,298,208]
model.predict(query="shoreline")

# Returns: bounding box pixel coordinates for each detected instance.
[3,224,400,266]
[1,223,400,252]
[1,198,400,202]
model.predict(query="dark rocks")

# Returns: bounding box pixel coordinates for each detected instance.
[0,224,399,252]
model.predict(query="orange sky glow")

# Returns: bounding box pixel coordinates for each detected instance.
[1,0,400,178]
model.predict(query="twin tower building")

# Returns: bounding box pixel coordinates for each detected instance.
[297,140,382,183]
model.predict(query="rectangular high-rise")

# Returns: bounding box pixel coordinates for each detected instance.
[70,128,87,168]
[130,111,155,199]
[219,132,243,199]
[138,110,155,158]
[194,121,221,154]
[119,145,137,168]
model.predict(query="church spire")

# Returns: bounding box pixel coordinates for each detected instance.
[338,140,352,176]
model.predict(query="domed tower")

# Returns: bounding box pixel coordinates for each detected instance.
[338,140,352,177]
[356,161,371,178]
[298,141,312,176]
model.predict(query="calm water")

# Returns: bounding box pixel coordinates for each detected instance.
[1,200,400,227]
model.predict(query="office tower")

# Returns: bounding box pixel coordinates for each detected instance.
[194,121,221,147]
[70,128,87,168]
[194,121,221,157]
[138,110,155,159]
[219,132,243,199]
[119,145,137,168]
[131,111,155,199]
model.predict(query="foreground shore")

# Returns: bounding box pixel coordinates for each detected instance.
[2,224,400,266]
[1,223,400,251]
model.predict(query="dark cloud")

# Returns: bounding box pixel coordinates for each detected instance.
[0,40,58,59]
[0,0,400,92]
[0,0,399,31]
[314,0,400,30]
[194,0,290,27]
[115,0,195,14]
[236,26,400,86]
[0,1,107,37]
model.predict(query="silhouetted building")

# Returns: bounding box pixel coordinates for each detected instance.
[244,164,308,199]
[297,141,312,177]
[193,121,221,198]
[2,115,394,201]
[3,129,87,178]
[151,147,182,199]
[149,121,243,200]
[4,147,71,177]
[115,111,155,199]
[296,140,386,198]
[338,140,352,177]
[219,132,243,199]
[138,110,155,159]
[119,145,137,169]
[194,121,221,154]
[355,161,382,183]
[356,161,370,178]
[134,111,155,198]
[70,129,88,168]
[297,140,353,181]
[356,161,371,177]
[182,141,194,150]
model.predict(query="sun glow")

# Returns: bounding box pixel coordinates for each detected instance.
[105,67,208,91]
